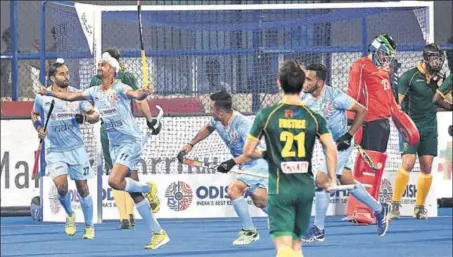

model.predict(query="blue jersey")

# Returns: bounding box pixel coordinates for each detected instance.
[209,111,268,170]
[83,82,143,146]
[301,86,355,141]
[33,86,93,153]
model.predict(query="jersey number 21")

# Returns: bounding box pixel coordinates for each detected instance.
[280,131,306,158]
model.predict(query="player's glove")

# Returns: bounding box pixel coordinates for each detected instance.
[217,158,236,173]
[449,125,452,137]
[147,119,162,135]
[336,132,353,151]
[177,150,187,163]
[75,114,86,124]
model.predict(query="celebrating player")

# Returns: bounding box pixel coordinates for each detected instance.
[346,33,398,224]
[178,90,268,246]
[222,60,338,257]
[31,60,100,239]
[390,43,447,219]
[90,49,160,230]
[36,53,168,249]
[300,63,389,242]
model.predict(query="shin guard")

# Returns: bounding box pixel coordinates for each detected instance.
[346,149,387,224]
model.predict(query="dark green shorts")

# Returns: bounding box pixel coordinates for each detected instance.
[268,190,315,240]
[401,127,438,157]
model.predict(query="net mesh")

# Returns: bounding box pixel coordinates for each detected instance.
[46,3,440,176]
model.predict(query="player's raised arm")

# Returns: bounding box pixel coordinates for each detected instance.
[37,85,89,102]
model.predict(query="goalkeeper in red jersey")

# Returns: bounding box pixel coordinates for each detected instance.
[345,33,397,224]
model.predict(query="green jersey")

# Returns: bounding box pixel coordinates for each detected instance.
[90,71,138,90]
[398,66,439,128]
[437,74,452,102]
[249,100,330,195]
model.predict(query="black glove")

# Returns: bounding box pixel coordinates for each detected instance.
[336,132,353,151]
[147,119,162,135]
[217,158,236,173]
[177,150,187,163]
[75,114,86,124]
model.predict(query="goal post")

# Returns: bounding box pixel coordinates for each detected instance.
[39,1,440,221]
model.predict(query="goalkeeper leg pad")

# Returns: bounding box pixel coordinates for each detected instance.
[346,150,387,225]
[392,109,420,146]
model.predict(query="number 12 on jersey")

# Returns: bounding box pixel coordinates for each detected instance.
[280,131,306,158]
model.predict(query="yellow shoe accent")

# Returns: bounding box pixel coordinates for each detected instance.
[83,226,95,239]
[145,181,161,213]
[65,213,76,236]
[144,231,170,249]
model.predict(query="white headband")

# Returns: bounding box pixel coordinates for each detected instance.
[100,52,120,71]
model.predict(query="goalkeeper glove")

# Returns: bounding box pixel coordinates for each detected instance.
[217,158,236,173]
[75,114,86,124]
[336,132,353,151]
[147,119,162,135]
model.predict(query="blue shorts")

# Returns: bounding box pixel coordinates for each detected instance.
[46,146,94,181]
[317,141,354,178]
[110,141,142,171]
[236,160,268,197]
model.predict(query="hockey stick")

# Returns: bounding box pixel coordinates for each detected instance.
[32,99,55,180]
[356,144,380,170]
[179,156,356,192]
[137,0,151,92]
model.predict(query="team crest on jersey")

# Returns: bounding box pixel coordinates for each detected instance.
[284,109,294,118]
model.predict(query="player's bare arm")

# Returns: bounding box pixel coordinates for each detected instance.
[76,108,100,125]
[125,89,150,101]
[318,133,338,190]
[337,100,367,151]
[30,110,47,140]
[433,91,452,110]
[177,125,215,161]
[38,86,89,102]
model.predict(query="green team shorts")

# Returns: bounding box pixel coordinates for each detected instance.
[268,189,315,240]
[401,126,438,157]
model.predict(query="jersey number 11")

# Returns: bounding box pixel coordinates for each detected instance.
[280,131,306,158]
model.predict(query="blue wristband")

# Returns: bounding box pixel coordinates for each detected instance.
[33,120,42,130]
[45,91,54,97]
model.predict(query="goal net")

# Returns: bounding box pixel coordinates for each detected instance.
[41,1,440,220]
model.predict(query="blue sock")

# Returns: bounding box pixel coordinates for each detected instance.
[232,197,254,230]
[314,191,330,230]
[124,177,151,193]
[350,183,382,212]
[80,194,93,226]
[58,193,73,215]
[261,206,268,214]
[136,199,162,233]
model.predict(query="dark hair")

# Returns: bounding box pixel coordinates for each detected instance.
[278,60,306,94]
[104,48,121,61]
[306,63,326,81]
[48,62,65,80]
[209,90,233,112]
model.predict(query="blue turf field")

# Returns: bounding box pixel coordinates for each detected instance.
[1,208,452,257]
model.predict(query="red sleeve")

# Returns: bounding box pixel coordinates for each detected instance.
[347,60,367,121]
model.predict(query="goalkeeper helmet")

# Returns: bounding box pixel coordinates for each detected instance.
[423,43,445,74]
[368,33,396,67]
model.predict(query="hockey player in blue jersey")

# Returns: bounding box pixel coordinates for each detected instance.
[300,63,389,242]
[178,91,268,246]
[31,60,99,239]
[36,53,168,250]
